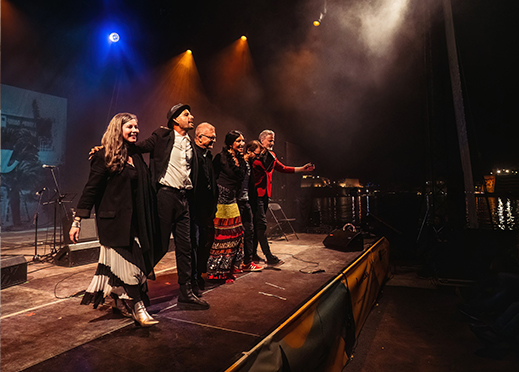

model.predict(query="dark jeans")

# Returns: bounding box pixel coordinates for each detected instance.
[190,211,215,283]
[252,195,274,260]
[238,200,254,265]
[157,186,191,285]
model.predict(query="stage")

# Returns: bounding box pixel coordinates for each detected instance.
[1,232,388,372]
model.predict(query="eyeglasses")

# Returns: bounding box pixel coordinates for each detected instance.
[200,134,216,141]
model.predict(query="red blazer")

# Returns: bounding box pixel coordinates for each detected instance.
[252,151,295,198]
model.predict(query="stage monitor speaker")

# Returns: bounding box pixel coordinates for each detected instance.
[1,256,28,289]
[54,241,100,267]
[323,229,364,252]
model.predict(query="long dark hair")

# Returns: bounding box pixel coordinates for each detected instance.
[224,130,244,152]
[222,130,246,172]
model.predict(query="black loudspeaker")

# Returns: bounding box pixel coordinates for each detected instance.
[323,228,364,252]
[1,256,28,289]
[54,241,100,267]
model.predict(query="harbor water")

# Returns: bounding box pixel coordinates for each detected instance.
[309,194,519,233]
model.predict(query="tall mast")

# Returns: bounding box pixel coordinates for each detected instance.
[443,0,478,228]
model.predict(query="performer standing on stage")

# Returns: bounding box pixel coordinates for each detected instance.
[136,103,209,310]
[207,130,246,283]
[70,113,162,327]
[252,129,315,266]
[189,122,218,293]
[238,140,264,272]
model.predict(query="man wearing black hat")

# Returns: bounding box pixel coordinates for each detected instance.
[136,103,209,310]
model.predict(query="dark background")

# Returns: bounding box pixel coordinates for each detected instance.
[2,0,518,196]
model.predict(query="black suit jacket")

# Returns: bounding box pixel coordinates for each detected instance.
[135,126,200,191]
[191,144,218,222]
[76,149,137,247]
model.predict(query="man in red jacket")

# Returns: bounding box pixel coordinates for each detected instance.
[252,129,315,266]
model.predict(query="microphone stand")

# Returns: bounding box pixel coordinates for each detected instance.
[33,188,46,262]
[44,166,69,255]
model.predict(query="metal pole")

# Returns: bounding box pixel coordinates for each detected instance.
[442,0,478,228]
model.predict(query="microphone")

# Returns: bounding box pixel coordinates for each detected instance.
[36,187,47,195]
[42,164,56,168]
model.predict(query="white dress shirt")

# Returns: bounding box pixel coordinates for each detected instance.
[159,130,193,190]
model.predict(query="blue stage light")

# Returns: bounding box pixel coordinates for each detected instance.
[109,33,120,43]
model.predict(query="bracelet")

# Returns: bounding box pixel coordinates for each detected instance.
[72,221,81,228]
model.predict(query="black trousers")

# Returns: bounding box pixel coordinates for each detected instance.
[238,200,254,265]
[190,210,215,283]
[252,195,274,260]
[157,186,191,285]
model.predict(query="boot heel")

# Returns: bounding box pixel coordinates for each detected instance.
[178,283,210,310]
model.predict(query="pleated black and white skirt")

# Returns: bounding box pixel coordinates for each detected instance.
[81,237,148,308]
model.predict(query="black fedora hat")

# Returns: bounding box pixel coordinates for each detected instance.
[167,103,191,124]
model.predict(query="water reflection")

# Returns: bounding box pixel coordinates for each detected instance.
[311,196,374,228]
[312,195,519,231]
[477,196,518,230]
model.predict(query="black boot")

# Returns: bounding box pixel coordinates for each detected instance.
[197,276,206,290]
[178,283,209,310]
[191,280,203,298]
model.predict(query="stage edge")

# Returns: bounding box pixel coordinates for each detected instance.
[225,237,390,372]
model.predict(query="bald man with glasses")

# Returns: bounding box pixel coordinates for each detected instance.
[190,123,218,292]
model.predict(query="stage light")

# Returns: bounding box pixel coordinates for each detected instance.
[187,49,192,54]
[109,32,120,42]
[241,36,247,41]
[313,1,327,27]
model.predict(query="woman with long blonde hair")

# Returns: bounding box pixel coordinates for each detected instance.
[69,113,164,327]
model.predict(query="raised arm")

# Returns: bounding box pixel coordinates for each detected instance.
[273,153,315,174]
[135,132,157,154]
[292,163,315,173]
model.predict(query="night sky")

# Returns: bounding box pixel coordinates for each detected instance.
[2,0,518,194]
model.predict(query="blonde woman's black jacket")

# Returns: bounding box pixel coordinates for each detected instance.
[75,148,139,248]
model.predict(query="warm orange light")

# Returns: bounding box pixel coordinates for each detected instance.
[313,20,320,27]
[140,50,206,123]
[187,49,192,54]
[210,37,259,104]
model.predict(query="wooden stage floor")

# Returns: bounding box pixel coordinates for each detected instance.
[1,233,375,372]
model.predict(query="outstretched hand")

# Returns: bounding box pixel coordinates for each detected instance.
[303,163,315,172]
[88,145,103,160]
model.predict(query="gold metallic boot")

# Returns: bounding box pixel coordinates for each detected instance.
[132,301,159,327]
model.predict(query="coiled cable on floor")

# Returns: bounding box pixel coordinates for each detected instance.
[53,272,86,299]
[276,252,324,274]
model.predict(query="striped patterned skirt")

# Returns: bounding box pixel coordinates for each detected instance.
[80,237,148,308]
[206,185,244,278]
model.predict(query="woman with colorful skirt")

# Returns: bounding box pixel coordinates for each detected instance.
[206,130,246,283]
